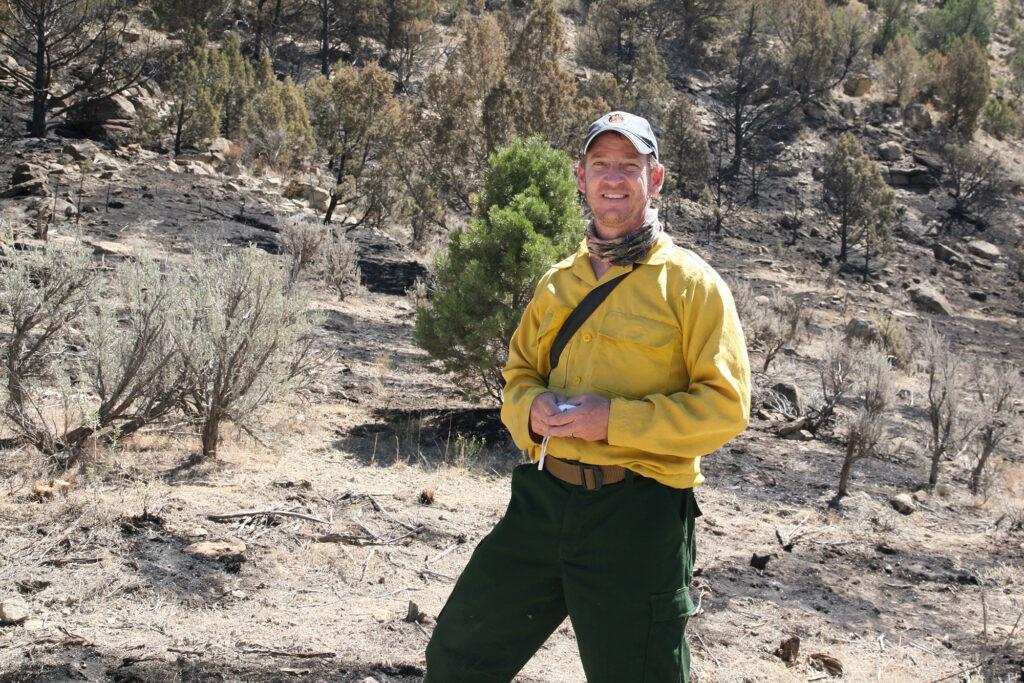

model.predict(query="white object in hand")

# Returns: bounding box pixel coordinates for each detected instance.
[538,404,577,470]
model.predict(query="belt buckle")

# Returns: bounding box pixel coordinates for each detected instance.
[578,463,604,491]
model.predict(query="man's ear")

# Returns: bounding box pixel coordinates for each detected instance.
[576,160,586,194]
[650,162,665,196]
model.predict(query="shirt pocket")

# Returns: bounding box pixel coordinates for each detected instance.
[592,311,682,399]
[537,306,571,386]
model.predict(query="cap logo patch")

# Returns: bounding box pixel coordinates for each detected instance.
[608,113,624,123]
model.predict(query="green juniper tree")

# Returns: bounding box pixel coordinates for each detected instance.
[821,132,895,276]
[415,137,583,400]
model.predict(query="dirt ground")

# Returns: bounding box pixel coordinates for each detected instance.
[2,140,1024,682]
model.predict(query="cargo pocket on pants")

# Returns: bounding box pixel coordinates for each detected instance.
[643,586,695,683]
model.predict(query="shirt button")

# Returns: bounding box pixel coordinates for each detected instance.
[582,333,592,343]
[573,376,582,385]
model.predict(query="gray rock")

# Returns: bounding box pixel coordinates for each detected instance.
[1,178,49,198]
[890,493,916,515]
[771,382,804,416]
[878,141,903,161]
[783,429,814,441]
[12,163,46,186]
[845,317,880,343]
[912,149,944,176]
[74,94,136,124]
[62,141,100,162]
[804,101,829,121]
[908,284,954,316]
[967,240,1000,261]
[768,163,800,178]
[0,596,29,625]
[932,243,966,266]
[887,167,938,189]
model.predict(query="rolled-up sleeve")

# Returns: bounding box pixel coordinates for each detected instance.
[605,268,750,459]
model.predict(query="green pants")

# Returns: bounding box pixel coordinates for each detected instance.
[425,463,700,683]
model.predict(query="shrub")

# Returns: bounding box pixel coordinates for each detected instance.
[281,218,327,287]
[920,324,968,491]
[662,94,710,198]
[833,343,895,504]
[935,36,991,139]
[0,239,94,453]
[918,0,996,52]
[807,332,859,433]
[173,247,320,458]
[745,296,809,374]
[240,56,315,172]
[320,228,362,301]
[981,95,1022,139]
[414,136,583,401]
[968,361,1022,495]
[821,132,895,274]
[879,33,921,107]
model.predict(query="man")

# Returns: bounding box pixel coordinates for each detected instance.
[425,111,750,682]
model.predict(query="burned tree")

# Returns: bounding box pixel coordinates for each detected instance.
[0,0,147,137]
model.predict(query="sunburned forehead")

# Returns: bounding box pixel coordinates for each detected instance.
[584,132,648,164]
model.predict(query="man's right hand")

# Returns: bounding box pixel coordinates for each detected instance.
[529,392,569,440]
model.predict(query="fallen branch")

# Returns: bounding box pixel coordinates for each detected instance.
[42,556,103,567]
[206,509,328,525]
[240,647,336,659]
[366,494,419,532]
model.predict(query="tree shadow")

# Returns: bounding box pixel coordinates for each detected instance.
[332,406,522,473]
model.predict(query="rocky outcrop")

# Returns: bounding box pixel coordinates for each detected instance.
[878,141,903,161]
[2,163,49,198]
[908,284,954,316]
[65,94,137,143]
[966,240,1000,261]
[887,166,938,189]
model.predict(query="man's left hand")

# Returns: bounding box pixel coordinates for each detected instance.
[546,394,611,442]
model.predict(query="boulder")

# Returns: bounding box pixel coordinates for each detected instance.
[912,149,944,176]
[768,163,800,178]
[887,167,938,189]
[843,75,872,97]
[0,596,29,625]
[62,141,100,162]
[771,382,804,416]
[908,284,954,316]
[2,163,49,198]
[932,243,967,266]
[285,180,332,212]
[208,137,240,158]
[903,103,932,130]
[12,163,46,186]
[804,101,829,121]
[74,94,136,123]
[777,416,808,437]
[845,317,880,342]
[967,240,1000,261]
[878,141,903,161]
[783,429,814,441]
[890,493,916,515]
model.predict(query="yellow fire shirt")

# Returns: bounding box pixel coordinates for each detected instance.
[500,232,751,490]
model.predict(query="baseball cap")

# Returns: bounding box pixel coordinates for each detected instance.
[582,111,659,162]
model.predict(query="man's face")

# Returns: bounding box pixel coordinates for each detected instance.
[576,132,664,239]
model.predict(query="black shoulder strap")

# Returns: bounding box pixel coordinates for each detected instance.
[549,264,638,372]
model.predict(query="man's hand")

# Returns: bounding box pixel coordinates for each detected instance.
[529,392,570,439]
[546,394,611,442]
